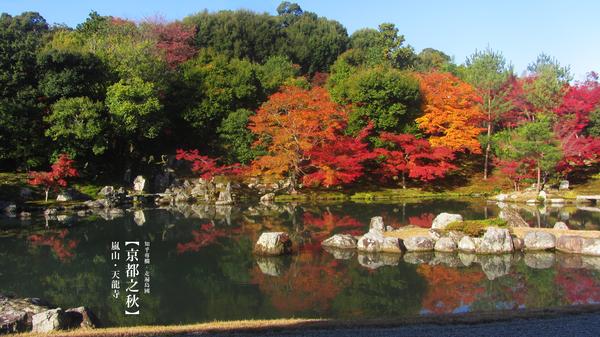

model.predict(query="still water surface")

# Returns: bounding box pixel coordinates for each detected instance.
[1,198,599,327]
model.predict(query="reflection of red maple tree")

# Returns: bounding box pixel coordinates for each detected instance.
[417,264,485,314]
[408,213,435,228]
[303,211,365,242]
[176,223,230,254]
[251,251,348,314]
[28,229,79,261]
[556,267,600,305]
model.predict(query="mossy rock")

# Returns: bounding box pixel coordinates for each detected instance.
[445,218,508,237]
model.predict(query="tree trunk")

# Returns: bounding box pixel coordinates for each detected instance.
[401,173,406,189]
[536,163,542,192]
[483,110,492,180]
[45,189,49,202]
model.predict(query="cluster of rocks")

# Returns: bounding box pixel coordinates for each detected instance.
[0,295,96,334]
[321,213,600,257]
[155,179,241,206]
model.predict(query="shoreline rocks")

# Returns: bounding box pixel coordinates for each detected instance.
[253,232,292,256]
[431,213,462,230]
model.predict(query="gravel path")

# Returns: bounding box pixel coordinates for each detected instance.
[180,312,600,337]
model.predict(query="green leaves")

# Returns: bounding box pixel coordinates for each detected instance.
[105,77,163,139]
[46,97,108,156]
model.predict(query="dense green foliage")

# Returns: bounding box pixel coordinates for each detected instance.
[0,2,598,191]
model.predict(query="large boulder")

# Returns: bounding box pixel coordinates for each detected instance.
[498,205,529,227]
[32,308,67,333]
[524,231,556,251]
[322,234,357,250]
[559,180,570,190]
[475,228,514,254]
[403,236,434,252]
[64,307,97,329]
[133,176,146,193]
[582,238,600,256]
[553,222,569,230]
[431,213,463,230]
[458,236,476,253]
[260,193,275,203]
[253,232,292,256]
[434,237,457,252]
[356,231,401,253]
[215,183,234,205]
[369,216,385,232]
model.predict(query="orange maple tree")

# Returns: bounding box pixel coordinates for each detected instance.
[248,86,347,190]
[416,72,485,153]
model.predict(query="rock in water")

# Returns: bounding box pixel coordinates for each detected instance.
[458,236,476,253]
[434,237,457,252]
[260,193,275,203]
[556,235,585,254]
[431,213,463,230]
[475,228,514,254]
[254,232,292,255]
[524,231,556,251]
[215,182,234,205]
[553,222,569,230]
[356,229,401,253]
[559,180,570,190]
[403,236,434,252]
[133,176,146,193]
[64,307,97,329]
[32,308,66,333]
[322,234,357,249]
[498,205,529,227]
[369,216,385,232]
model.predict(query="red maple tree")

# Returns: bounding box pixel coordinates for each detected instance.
[28,154,78,201]
[176,149,242,180]
[374,132,456,188]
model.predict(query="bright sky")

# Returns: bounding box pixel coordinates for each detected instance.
[2,0,598,80]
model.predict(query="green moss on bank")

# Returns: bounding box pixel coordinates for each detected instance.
[445,218,508,237]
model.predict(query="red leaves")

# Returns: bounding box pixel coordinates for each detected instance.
[494,158,536,191]
[149,22,196,68]
[302,125,376,188]
[28,154,78,192]
[176,149,242,180]
[555,74,600,133]
[375,132,456,185]
[176,223,229,254]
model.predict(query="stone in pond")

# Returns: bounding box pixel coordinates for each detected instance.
[369,216,385,232]
[475,228,514,254]
[133,176,146,192]
[403,236,434,252]
[32,308,66,333]
[524,231,556,251]
[64,307,97,329]
[431,213,463,230]
[553,222,569,230]
[253,232,292,256]
[322,234,357,249]
[434,237,457,252]
[458,236,476,253]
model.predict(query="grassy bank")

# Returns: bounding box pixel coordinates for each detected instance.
[14,304,600,337]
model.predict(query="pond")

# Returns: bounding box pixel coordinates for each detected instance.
[1,198,600,327]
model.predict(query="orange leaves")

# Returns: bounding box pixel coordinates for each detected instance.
[248,86,348,182]
[416,72,485,153]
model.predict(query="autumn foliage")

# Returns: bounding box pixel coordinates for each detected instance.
[416,72,485,153]
[28,154,78,201]
[176,149,242,180]
[375,132,456,187]
[249,86,348,188]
